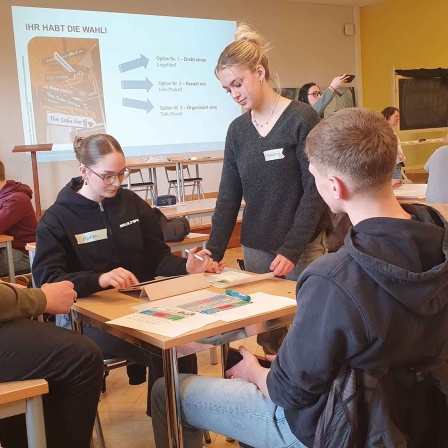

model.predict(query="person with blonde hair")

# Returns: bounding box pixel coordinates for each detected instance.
[205,24,330,356]
[207,23,329,283]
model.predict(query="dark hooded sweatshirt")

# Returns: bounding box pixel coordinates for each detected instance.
[33,177,187,298]
[0,180,37,252]
[267,203,448,447]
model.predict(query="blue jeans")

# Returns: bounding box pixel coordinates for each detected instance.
[151,374,306,448]
[242,231,327,281]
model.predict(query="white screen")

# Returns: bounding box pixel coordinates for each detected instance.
[12,6,239,161]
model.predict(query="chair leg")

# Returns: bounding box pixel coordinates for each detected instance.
[94,410,106,448]
[25,396,47,448]
[209,347,218,365]
[203,429,212,444]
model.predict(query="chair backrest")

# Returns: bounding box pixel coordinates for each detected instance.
[165,165,192,181]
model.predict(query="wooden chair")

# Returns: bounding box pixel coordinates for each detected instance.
[0,379,49,448]
[165,165,205,200]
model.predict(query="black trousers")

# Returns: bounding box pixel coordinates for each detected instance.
[0,319,104,448]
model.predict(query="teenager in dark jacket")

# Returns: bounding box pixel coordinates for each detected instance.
[0,160,37,275]
[151,108,448,447]
[32,133,214,415]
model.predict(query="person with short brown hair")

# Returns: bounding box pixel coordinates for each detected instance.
[151,108,448,448]
[0,160,37,276]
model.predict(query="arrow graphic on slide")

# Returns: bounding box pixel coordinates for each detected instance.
[121,78,153,92]
[118,54,149,73]
[122,98,154,113]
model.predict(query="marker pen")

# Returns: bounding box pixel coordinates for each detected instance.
[225,289,251,302]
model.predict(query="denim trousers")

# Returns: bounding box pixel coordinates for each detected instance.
[243,232,327,354]
[151,374,306,448]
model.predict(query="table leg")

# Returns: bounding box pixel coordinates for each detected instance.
[25,396,47,448]
[179,162,186,203]
[5,241,15,283]
[151,168,159,197]
[163,347,183,448]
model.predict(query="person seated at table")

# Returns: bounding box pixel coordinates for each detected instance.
[381,106,407,189]
[151,108,448,448]
[0,160,37,276]
[0,280,104,448]
[32,133,215,416]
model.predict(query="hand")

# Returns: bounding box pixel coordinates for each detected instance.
[329,74,350,91]
[185,247,214,274]
[206,260,225,274]
[225,346,261,382]
[99,268,139,290]
[41,281,77,314]
[265,354,277,363]
[270,254,295,276]
[391,179,402,190]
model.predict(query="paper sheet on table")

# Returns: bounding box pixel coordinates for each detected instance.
[107,303,219,337]
[393,184,427,199]
[134,290,296,323]
[207,269,275,288]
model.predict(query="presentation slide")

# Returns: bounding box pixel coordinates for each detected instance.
[12,6,239,161]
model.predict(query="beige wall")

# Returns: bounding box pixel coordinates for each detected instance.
[0,0,356,209]
[360,0,448,166]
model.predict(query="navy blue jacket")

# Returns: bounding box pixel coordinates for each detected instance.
[267,204,448,446]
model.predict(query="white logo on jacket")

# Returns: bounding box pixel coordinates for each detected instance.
[119,219,140,228]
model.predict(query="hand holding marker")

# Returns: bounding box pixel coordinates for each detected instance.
[185,248,204,261]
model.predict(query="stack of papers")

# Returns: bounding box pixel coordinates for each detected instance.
[393,184,427,199]
[107,289,296,337]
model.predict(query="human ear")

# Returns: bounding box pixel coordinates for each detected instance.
[329,176,344,200]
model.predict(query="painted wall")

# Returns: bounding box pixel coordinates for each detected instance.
[360,0,448,166]
[0,0,356,209]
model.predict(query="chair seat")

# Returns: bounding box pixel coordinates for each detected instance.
[169,177,203,183]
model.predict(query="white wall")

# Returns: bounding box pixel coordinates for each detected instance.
[0,0,356,209]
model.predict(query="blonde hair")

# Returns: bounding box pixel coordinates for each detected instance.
[215,23,272,81]
[306,108,397,192]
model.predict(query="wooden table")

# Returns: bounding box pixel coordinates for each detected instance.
[127,157,224,202]
[0,235,16,283]
[159,197,245,220]
[71,277,297,448]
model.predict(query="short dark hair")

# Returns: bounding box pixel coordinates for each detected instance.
[73,134,123,166]
[306,108,397,192]
[298,83,317,105]
[0,161,4,181]
[381,106,399,121]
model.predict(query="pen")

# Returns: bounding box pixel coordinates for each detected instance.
[225,289,251,302]
[184,249,204,261]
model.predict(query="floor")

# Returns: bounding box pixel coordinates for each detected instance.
[93,247,264,448]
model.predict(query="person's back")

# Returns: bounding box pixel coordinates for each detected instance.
[151,108,448,448]
[425,144,448,203]
[0,161,37,275]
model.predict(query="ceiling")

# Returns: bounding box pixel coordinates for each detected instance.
[285,0,382,6]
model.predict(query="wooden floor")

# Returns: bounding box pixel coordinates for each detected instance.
[93,247,264,448]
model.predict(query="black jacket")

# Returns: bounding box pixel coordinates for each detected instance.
[267,204,448,447]
[33,177,187,297]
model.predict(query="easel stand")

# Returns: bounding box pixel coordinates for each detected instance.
[12,144,52,219]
